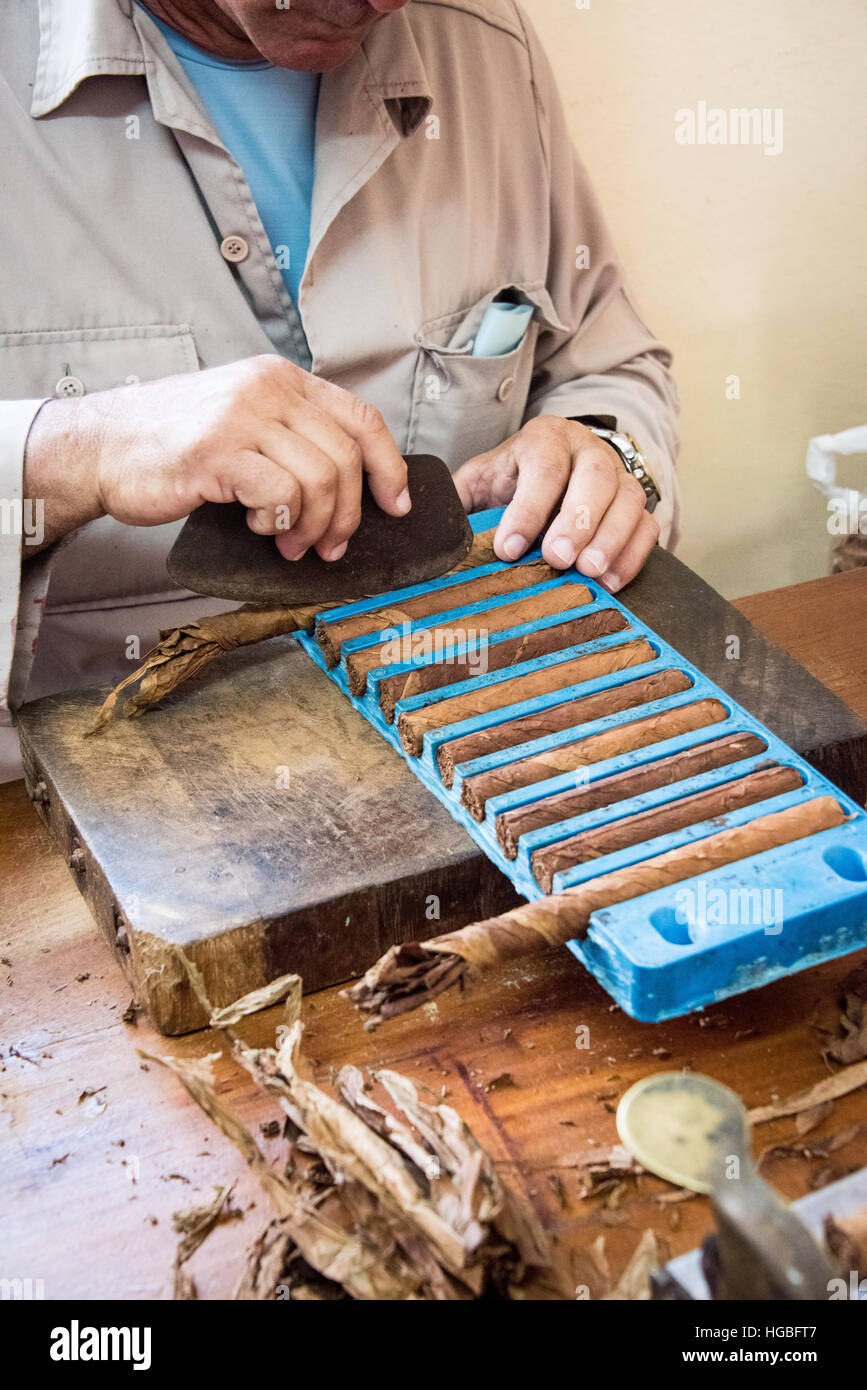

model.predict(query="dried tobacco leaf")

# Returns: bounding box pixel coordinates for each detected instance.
[826,962,867,1065]
[573,1144,645,1198]
[747,1058,867,1126]
[89,605,325,733]
[795,1099,834,1137]
[171,1183,241,1299]
[235,1221,347,1301]
[145,963,551,1300]
[210,973,302,1029]
[139,1048,419,1300]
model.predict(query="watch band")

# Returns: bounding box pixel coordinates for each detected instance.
[580,423,661,514]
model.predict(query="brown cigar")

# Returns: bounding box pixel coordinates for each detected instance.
[530,763,803,891]
[460,699,730,820]
[496,731,768,858]
[346,796,850,1025]
[373,606,628,718]
[315,559,580,667]
[397,638,657,757]
[345,586,615,699]
[437,668,692,787]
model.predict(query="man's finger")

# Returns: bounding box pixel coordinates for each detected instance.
[492,432,571,562]
[573,471,647,580]
[231,451,303,535]
[540,444,619,570]
[598,510,660,592]
[301,375,410,517]
[259,431,340,558]
[452,449,500,514]
[261,411,363,560]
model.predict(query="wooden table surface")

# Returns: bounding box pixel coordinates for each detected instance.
[3,566,867,1301]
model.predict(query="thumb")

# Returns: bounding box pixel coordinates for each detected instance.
[452,450,495,513]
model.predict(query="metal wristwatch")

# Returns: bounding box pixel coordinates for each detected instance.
[584,425,661,514]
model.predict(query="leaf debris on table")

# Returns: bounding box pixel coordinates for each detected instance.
[141,972,552,1300]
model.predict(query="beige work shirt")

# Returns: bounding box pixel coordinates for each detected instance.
[0,0,679,779]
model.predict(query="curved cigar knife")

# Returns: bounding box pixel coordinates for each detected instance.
[166,453,473,605]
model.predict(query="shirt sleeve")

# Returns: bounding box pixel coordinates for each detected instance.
[0,399,54,724]
[517,7,681,548]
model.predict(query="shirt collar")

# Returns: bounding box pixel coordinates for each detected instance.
[31,0,432,137]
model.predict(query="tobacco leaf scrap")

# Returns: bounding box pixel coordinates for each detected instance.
[171,1183,242,1299]
[143,1010,551,1300]
[747,1058,867,1126]
[573,1144,645,1199]
[826,962,867,1066]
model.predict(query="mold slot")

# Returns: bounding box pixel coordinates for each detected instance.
[396,636,660,758]
[460,697,730,821]
[529,763,803,891]
[432,663,685,785]
[823,844,867,882]
[371,606,629,717]
[496,730,769,858]
[649,905,692,947]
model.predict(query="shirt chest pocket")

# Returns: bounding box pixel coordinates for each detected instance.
[407,283,567,469]
[0,323,199,399]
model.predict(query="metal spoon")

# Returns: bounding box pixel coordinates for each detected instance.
[617,1071,837,1300]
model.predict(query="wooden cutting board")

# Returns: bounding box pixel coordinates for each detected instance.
[16,547,867,1035]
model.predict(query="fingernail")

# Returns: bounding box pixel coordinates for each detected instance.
[501,533,528,560]
[323,541,347,562]
[277,535,308,561]
[579,547,606,577]
[551,537,576,566]
[395,487,411,515]
[602,571,621,592]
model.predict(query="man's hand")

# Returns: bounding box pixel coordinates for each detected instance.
[24,355,410,558]
[453,416,659,591]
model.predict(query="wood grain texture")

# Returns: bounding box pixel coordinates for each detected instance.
[2,776,867,1300]
[3,566,867,1299]
[13,551,867,1038]
[733,567,867,724]
[15,640,519,1036]
[631,548,867,802]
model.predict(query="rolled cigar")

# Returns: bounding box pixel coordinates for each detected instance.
[530,763,803,891]
[375,607,629,719]
[438,668,691,788]
[398,638,656,758]
[461,699,729,820]
[346,796,848,1025]
[316,558,574,667]
[497,732,767,858]
[346,584,610,700]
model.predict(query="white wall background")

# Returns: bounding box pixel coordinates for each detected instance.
[528,0,867,597]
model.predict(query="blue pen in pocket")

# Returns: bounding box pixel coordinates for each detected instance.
[471,301,533,357]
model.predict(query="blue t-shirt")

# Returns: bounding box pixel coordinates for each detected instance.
[141,6,319,307]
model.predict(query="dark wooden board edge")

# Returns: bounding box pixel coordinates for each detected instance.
[17,725,520,1034]
[625,547,867,804]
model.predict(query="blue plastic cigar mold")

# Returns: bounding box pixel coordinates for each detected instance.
[296,508,867,1022]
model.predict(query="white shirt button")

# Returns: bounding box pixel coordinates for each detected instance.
[55,375,85,398]
[220,235,249,263]
[497,375,515,402]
